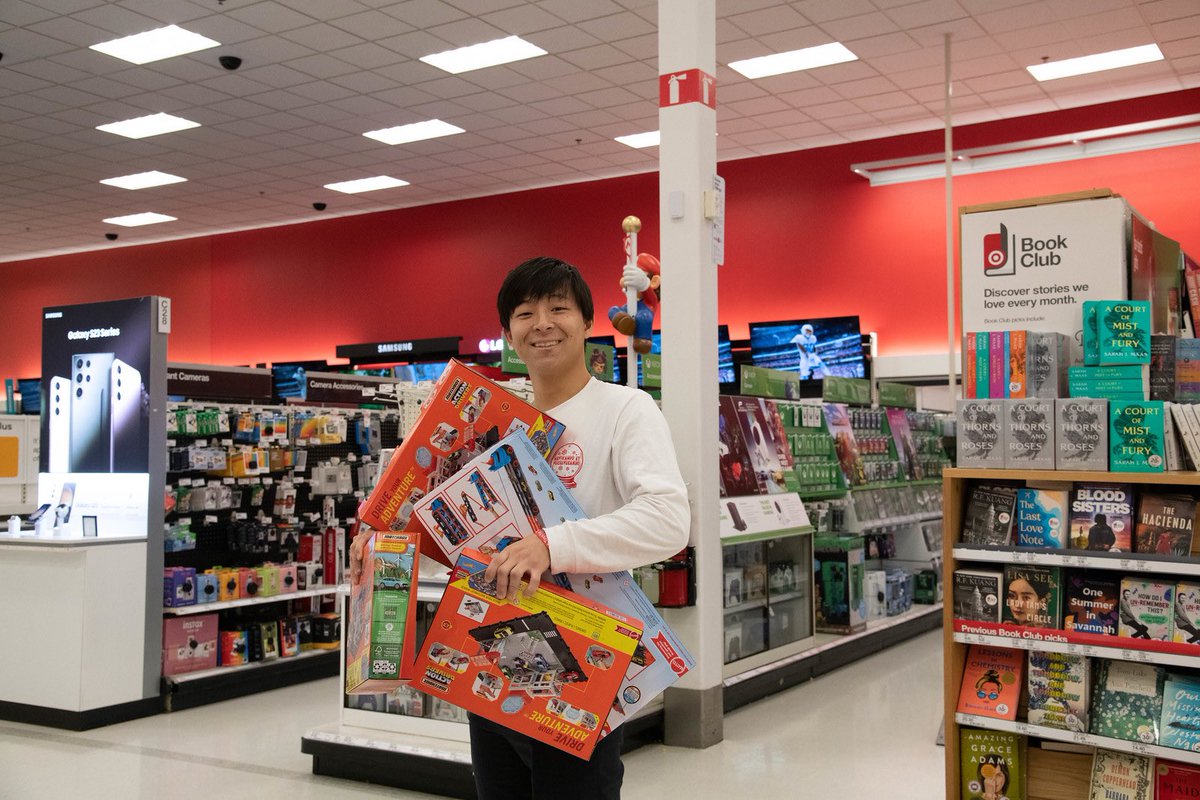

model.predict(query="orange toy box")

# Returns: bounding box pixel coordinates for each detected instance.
[411,550,642,760]
[345,530,420,694]
[357,360,565,565]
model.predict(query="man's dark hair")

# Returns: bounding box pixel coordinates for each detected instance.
[497,256,594,330]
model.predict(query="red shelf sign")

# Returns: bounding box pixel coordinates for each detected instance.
[659,68,717,109]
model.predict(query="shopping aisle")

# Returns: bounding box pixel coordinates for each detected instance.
[0,628,943,800]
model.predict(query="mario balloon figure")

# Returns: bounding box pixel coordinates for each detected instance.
[608,216,661,356]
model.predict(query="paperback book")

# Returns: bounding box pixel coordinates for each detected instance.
[358,360,566,565]
[1174,582,1200,645]
[1015,488,1068,549]
[959,727,1026,800]
[409,550,641,760]
[1027,331,1068,399]
[1002,564,1062,629]
[1004,398,1054,469]
[1089,659,1165,744]
[1177,338,1200,404]
[962,485,1018,546]
[1087,750,1151,800]
[958,644,1023,720]
[1109,401,1166,473]
[1092,300,1152,365]
[1152,334,1178,402]
[1068,483,1134,552]
[1156,759,1200,799]
[957,399,1005,469]
[1160,672,1200,751]
[1134,493,1196,556]
[1119,579,1174,641]
[1063,572,1119,636]
[1027,650,1089,732]
[1055,398,1109,471]
[953,570,1003,622]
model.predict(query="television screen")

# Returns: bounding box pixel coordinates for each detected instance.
[394,362,449,383]
[718,324,734,384]
[749,316,865,379]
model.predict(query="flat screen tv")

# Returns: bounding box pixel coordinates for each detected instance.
[610,328,733,385]
[749,316,865,379]
[393,361,450,383]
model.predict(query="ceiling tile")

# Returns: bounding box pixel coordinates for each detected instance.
[1141,0,1200,24]
[727,5,809,37]
[283,22,365,51]
[820,11,902,41]
[799,0,877,23]
[226,1,321,34]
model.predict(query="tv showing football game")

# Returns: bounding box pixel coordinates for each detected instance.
[749,316,865,379]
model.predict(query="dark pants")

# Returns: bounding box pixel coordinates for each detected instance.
[468,713,624,800]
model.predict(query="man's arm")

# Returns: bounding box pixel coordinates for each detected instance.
[543,391,690,575]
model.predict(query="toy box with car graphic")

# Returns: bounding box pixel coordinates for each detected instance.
[345,530,420,694]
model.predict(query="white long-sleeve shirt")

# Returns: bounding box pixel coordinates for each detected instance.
[541,378,691,574]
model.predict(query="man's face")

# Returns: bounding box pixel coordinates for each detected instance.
[504,291,591,376]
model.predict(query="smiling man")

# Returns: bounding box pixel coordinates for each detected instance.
[470,255,690,800]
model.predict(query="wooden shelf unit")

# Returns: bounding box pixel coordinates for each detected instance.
[942,467,1200,800]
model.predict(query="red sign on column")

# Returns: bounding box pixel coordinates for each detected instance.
[658,68,717,109]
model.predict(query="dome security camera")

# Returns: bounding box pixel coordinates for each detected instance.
[312,202,327,211]
[105,233,118,241]
[219,55,242,71]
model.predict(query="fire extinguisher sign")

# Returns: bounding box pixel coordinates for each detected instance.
[658,68,716,109]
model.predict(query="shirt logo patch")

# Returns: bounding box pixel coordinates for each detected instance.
[551,443,584,489]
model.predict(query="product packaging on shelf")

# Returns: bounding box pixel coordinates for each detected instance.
[345,530,420,694]
[162,614,218,676]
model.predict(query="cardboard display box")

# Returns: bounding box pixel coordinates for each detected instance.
[345,530,420,694]
[163,614,218,676]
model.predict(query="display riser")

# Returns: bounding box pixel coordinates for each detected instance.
[0,696,161,732]
[303,710,665,799]
[723,604,942,712]
[162,650,339,712]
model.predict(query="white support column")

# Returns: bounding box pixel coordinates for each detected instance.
[657,0,722,749]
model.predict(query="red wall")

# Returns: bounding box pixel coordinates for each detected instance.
[4,88,1200,378]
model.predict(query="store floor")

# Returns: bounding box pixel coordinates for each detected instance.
[0,628,944,799]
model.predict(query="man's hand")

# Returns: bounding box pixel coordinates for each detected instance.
[620,262,650,293]
[349,531,368,585]
[483,536,551,602]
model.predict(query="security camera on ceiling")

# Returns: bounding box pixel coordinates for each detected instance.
[312,202,326,211]
[105,233,118,241]
[218,55,242,71]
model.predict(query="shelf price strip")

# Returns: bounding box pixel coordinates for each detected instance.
[954,714,1194,764]
[952,619,1200,667]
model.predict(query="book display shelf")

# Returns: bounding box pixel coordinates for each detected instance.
[943,467,1200,800]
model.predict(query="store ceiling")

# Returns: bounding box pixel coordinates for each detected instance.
[1,0,1197,264]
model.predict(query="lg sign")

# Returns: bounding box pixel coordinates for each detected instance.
[983,223,1069,276]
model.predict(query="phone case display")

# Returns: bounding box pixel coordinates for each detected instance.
[775,400,843,496]
[359,360,565,561]
[409,550,640,759]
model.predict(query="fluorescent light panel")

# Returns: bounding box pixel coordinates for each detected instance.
[1027,44,1164,81]
[90,24,219,65]
[100,171,187,190]
[363,119,465,145]
[103,212,177,227]
[420,35,546,74]
[324,176,410,194]
[96,113,200,139]
[615,131,660,149]
[728,42,857,79]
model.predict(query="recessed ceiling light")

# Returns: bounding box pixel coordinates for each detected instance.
[324,176,411,194]
[96,113,200,139]
[728,42,857,79]
[1027,43,1164,82]
[420,35,547,74]
[615,131,661,149]
[90,24,220,65]
[363,120,466,146]
[100,171,187,190]
[103,212,177,227]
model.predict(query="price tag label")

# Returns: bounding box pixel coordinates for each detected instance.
[221,439,233,447]
[347,454,358,463]
[233,513,247,520]
[239,478,252,485]
[1119,558,1134,570]
[223,477,234,485]
[197,439,207,447]
[1121,649,1135,661]
[1131,742,1150,755]
[1071,732,1089,744]
[1131,560,1151,573]
[263,478,273,485]
[204,515,218,524]
[1014,722,1031,736]
[166,439,176,447]
[179,517,192,525]
[354,491,364,499]
[346,517,357,526]
[1065,643,1081,655]
[1067,555,1087,568]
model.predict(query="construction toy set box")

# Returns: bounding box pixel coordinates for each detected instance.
[410,550,641,759]
[411,431,696,731]
[345,530,420,694]
[357,360,565,563]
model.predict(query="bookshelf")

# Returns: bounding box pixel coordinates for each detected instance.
[943,467,1200,800]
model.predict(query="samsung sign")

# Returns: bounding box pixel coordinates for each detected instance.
[335,336,460,361]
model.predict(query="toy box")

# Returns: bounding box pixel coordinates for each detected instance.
[411,550,641,760]
[410,432,696,732]
[358,360,565,565]
[814,535,866,633]
[346,530,421,694]
[162,614,218,675]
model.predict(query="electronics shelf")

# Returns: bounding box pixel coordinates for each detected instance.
[163,586,341,615]
[162,649,339,712]
[954,713,1200,767]
[943,466,1200,800]
[722,598,767,614]
[719,524,813,545]
[858,510,942,532]
[952,544,1200,575]
[164,648,337,685]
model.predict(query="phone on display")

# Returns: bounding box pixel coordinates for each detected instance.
[70,353,115,472]
[109,358,143,471]
[48,376,72,472]
[27,503,51,523]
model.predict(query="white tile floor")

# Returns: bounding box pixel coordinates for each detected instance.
[0,628,945,800]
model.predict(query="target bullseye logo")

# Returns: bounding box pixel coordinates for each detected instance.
[983,223,1014,276]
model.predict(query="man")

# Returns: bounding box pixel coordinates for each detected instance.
[352,256,690,799]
